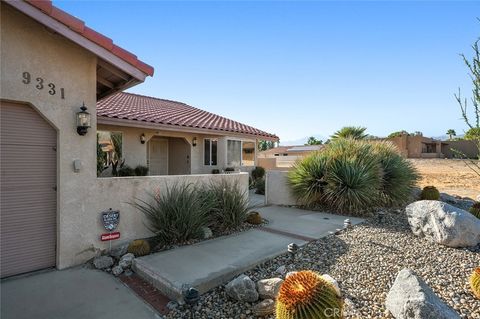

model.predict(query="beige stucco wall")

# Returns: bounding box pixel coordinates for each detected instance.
[265,170,297,206]
[1,5,251,269]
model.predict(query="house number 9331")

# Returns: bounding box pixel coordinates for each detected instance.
[22,71,65,99]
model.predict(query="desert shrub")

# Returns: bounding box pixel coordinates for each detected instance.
[208,180,249,231]
[469,202,480,219]
[288,139,418,214]
[276,270,343,319]
[251,166,266,180]
[134,165,149,176]
[118,165,135,176]
[255,178,265,195]
[212,169,220,174]
[127,239,150,257]
[420,186,440,200]
[371,141,419,206]
[132,183,214,244]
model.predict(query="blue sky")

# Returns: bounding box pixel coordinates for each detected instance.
[56,1,479,144]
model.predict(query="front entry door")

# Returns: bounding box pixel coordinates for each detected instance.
[149,139,168,175]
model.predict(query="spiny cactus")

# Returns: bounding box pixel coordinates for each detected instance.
[127,239,150,257]
[246,212,263,225]
[470,267,480,299]
[469,202,480,219]
[420,186,440,200]
[276,270,343,319]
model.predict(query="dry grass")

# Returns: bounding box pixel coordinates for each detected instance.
[409,159,480,199]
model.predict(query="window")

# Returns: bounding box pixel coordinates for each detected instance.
[227,140,256,167]
[204,138,217,166]
[97,131,122,177]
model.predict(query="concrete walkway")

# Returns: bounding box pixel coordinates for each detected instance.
[133,205,363,301]
[1,267,161,319]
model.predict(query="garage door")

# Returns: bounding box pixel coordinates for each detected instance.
[1,101,57,278]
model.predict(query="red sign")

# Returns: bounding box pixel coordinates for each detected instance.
[101,232,120,241]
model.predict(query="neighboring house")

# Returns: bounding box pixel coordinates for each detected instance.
[0,1,276,278]
[257,145,323,169]
[97,92,277,176]
[387,135,478,159]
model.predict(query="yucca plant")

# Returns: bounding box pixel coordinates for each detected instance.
[208,180,249,231]
[132,183,214,244]
[371,141,419,206]
[276,270,343,319]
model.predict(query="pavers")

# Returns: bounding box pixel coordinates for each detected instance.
[0,267,160,319]
[134,205,364,301]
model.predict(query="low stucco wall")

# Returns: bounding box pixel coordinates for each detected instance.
[64,172,249,268]
[265,170,297,206]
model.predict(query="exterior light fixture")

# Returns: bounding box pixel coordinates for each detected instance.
[183,287,200,305]
[140,133,146,144]
[192,137,197,147]
[378,211,386,223]
[287,243,298,262]
[76,102,91,136]
[343,219,352,229]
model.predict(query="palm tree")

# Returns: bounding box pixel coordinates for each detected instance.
[306,136,322,145]
[331,126,368,140]
[446,129,456,141]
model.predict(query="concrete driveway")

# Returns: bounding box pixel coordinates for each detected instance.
[1,267,161,319]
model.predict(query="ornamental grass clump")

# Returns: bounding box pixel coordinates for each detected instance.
[288,139,418,214]
[276,270,343,319]
[132,183,214,244]
[208,180,249,231]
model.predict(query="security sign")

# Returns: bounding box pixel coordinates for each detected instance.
[101,209,120,232]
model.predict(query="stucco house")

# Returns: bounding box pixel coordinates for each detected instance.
[0,0,276,278]
[257,145,323,170]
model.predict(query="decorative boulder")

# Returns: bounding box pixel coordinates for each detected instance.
[109,243,129,259]
[225,275,259,302]
[406,200,480,247]
[257,278,283,299]
[386,269,460,319]
[93,256,114,269]
[253,299,275,316]
[201,227,213,239]
[118,253,135,269]
[112,265,123,276]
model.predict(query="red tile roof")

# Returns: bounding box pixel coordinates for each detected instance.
[97,92,278,140]
[24,0,154,76]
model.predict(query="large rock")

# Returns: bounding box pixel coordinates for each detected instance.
[118,253,135,269]
[257,278,283,299]
[225,275,259,302]
[406,200,480,247]
[93,256,114,269]
[386,269,460,319]
[109,243,129,258]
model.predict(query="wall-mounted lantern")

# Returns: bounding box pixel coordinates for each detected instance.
[192,137,197,147]
[140,133,146,144]
[76,102,91,136]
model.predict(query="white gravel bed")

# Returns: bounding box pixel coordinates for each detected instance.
[166,210,479,319]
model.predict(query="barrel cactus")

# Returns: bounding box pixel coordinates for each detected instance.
[470,267,480,299]
[420,186,440,200]
[127,239,150,257]
[276,270,343,319]
[469,202,480,219]
[246,211,263,225]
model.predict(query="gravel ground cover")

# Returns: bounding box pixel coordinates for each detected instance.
[166,210,480,319]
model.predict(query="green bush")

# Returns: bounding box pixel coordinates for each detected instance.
[470,202,480,219]
[255,178,265,195]
[134,165,149,176]
[212,169,220,174]
[372,142,419,206]
[208,180,249,231]
[118,165,135,176]
[132,183,213,244]
[251,166,266,180]
[420,186,440,200]
[288,139,419,214]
